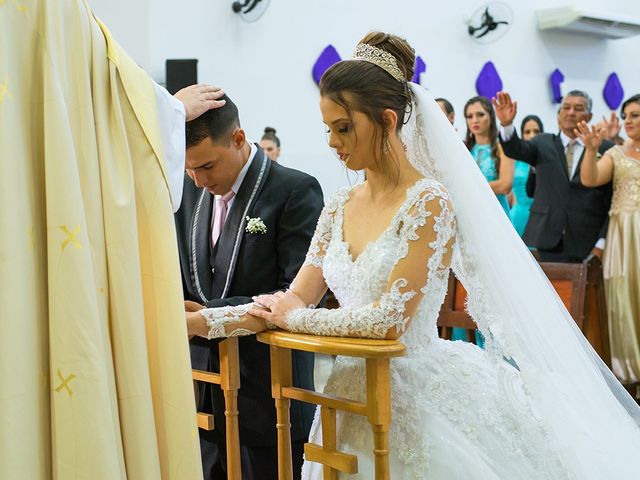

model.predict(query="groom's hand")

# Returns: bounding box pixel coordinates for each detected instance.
[185,300,205,312]
[175,84,226,121]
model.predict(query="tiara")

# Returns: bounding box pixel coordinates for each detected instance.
[352,43,406,82]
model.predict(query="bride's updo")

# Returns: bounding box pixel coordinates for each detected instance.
[320,32,415,175]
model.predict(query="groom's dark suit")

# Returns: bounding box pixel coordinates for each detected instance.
[175,146,323,479]
[501,132,613,262]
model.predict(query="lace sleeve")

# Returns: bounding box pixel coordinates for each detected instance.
[286,185,456,339]
[302,188,348,269]
[199,303,276,339]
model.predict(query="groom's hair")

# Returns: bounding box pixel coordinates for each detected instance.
[186,94,240,148]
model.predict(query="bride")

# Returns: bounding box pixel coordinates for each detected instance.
[186,32,640,478]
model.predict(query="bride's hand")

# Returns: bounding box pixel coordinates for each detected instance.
[250,291,306,329]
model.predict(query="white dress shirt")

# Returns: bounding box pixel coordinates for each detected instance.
[221,141,257,214]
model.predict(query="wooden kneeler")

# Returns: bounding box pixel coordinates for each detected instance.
[257,330,406,480]
[192,337,242,479]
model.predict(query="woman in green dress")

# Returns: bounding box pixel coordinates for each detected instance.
[458,96,515,345]
[510,115,544,236]
[464,96,514,215]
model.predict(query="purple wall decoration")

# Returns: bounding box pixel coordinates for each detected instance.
[603,73,624,110]
[550,69,564,104]
[412,56,426,84]
[475,61,502,99]
[312,45,341,86]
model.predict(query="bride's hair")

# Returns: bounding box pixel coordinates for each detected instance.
[319,32,415,180]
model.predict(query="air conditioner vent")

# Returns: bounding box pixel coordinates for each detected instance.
[537,7,640,39]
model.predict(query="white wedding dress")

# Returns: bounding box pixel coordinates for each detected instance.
[297,178,568,479]
[199,84,640,479]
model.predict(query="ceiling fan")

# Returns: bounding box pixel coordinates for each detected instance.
[232,0,270,23]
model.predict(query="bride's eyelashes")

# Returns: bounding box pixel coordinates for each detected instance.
[325,123,352,135]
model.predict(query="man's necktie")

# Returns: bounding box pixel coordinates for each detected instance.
[566,139,577,176]
[211,191,235,247]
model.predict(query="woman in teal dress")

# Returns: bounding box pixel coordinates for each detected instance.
[464,96,514,215]
[510,115,544,236]
[456,96,515,345]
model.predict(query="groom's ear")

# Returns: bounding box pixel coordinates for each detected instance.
[382,109,398,131]
[231,127,246,149]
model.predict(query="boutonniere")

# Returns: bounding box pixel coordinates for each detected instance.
[245,216,267,235]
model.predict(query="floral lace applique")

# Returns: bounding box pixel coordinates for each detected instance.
[200,304,255,339]
[302,187,351,269]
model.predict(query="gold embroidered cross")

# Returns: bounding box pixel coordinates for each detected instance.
[11,0,27,12]
[0,78,12,103]
[59,225,81,250]
[54,369,76,397]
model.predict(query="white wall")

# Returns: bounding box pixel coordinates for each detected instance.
[89,0,151,72]
[88,0,640,197]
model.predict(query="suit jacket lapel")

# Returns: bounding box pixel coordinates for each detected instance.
[571,148,587,182]
[554,133,570,181]
[211,148,271,298]
[190,188,215,303]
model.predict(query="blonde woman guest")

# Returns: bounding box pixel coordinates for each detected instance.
[577,94,640,386]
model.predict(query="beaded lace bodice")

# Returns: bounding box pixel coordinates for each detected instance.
[610,146,640,214]
[285,178,454,342]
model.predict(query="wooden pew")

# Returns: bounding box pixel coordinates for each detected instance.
[437,255,612,368]
[192,337,242,479]
[257,330,406,480]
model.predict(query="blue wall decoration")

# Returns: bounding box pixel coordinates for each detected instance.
[475,61,502,99]
[312,45,342,86]
[550,68,564,104]
[412,56,427,84]
[603,73,624,110]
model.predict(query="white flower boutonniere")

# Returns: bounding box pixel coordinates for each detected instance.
[245,216,267,235]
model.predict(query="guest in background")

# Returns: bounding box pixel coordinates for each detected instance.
[464,96,514,215]
[596,111,625,146]
[510,115,544,236]
[494,90,613,262]
[436,97,455,125]
[455,95,513,346]
[577,94,640,386]
[261,126,281,161]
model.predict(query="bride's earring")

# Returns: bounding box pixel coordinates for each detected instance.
[383,138,391,155]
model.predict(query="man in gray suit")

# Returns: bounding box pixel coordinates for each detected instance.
[493,91,613,262]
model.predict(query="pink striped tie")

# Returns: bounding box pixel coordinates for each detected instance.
[211,191,235,247]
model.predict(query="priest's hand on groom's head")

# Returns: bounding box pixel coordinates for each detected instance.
[175,84,226,122]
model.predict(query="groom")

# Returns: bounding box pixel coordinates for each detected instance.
[174,94,323,479]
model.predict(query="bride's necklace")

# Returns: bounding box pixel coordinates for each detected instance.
[633,144,640,153]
